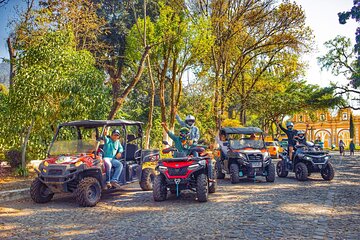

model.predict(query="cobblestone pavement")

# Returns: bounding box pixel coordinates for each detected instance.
[0,155,359,240]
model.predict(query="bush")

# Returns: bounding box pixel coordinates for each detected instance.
[5,149,22,169]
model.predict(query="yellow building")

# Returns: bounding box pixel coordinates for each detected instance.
[291,109,358,148]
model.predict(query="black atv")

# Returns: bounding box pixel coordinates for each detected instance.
[215,127,275,183]
[276,142,334,181]
[153,142,216,202]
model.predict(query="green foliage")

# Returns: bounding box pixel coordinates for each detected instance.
[350,114,355,139]
[3,30,109,159]
[15,166,29,177]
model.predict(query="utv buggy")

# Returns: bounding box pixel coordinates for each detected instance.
[277,141,334,181]
[215,127,275,183]
[30,120,159,207]
[153,141,216,202]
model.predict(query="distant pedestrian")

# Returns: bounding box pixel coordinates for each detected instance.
[339,140,345,156]
[350,140,355,156]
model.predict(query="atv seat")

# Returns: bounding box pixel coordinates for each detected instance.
[160,157,190,162]
[125,143,138,161]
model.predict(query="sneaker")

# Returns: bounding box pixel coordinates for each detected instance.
[110,181,121,189]
[106,182,112,189]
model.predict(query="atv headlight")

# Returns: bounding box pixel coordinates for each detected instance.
[304,156,312,161]
[75,161,83,167]
[158,166,168,172]
[43,161,49,167]
[198,160,206,166]
[324,156,330,160]
[188,164,200,170]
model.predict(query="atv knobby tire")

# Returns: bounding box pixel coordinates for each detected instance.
[196,173,209,202]
[140,168,156,191]
[30,178,54,203]
[230,163,240,184]
[266,163,276,182]
[295,162,308,181]
[276,160,289,178]
[75,177,101,207]
[153,174,167,201]
[216,161,225,179]
[321,162,335,181]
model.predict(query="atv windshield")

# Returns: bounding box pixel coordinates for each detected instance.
[229,139,265,150]
[49,125,100,156]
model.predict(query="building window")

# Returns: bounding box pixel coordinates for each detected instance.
[342,113,348,120]
[299,115,303,122]
[320,114,326,121]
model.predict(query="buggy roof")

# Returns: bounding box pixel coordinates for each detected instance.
[59,120,143,127]
[220,127,263,135]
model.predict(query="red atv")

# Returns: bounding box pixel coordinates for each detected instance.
[153,141,216,202]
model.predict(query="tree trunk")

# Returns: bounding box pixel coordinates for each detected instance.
[108,46,151,120]
[144,55,155,149]
[22,119,34,170]
[7,37,15,86]
[169,57,177,130]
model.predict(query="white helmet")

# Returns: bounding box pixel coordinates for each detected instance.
[185,115,196,126]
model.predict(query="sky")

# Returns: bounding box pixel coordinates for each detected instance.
[0,0,358,87]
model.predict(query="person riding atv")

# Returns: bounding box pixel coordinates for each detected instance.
[294,130,307,146]
[277,120,308,161]
[175,112,200,144]
[161,122,196,157]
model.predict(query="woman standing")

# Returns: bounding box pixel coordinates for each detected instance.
[339,139,346,156]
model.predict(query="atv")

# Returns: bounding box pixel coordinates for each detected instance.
[30,120,159,207]
[276,141,334,181]
[153,141,216,202]
[215,127,275,183]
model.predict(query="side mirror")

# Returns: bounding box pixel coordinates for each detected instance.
[162,140,169,146]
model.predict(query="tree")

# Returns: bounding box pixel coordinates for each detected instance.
[199,0,312,129]
[350,113,355,139]
[338,0,360,59]
[318,36,360,109]
[5,30,109,168]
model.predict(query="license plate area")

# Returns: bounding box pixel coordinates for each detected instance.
[251,162,262,168]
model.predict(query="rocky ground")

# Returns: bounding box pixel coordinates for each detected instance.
[0,155,359,240]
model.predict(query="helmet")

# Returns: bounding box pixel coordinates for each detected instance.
[179,127,190,140]
[286,122,294,129]
[297,130,305,140]
[185,115,196,127]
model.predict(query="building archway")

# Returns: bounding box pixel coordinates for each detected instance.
[315,129,332,148]
[338,129,351,146]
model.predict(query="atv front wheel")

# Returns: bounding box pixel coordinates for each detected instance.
[153,174,167,201]
[295,162,308,181]
[266,163,276,182]
[30,178,54,203]
[75,177,101,207]
[196,173,209,202]
[216,161,225,179]
[321,163,335,181]
[276,160,289,178]
[208,180,216,193]
[140,168,156,191]
[230,163,240,184]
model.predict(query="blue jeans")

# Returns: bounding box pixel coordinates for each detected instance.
[110,159,123,183]
[104,158,123,183]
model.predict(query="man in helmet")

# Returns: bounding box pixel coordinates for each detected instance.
[276,120,298,160]
[161,122,196,157]
[175,112,200,143]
